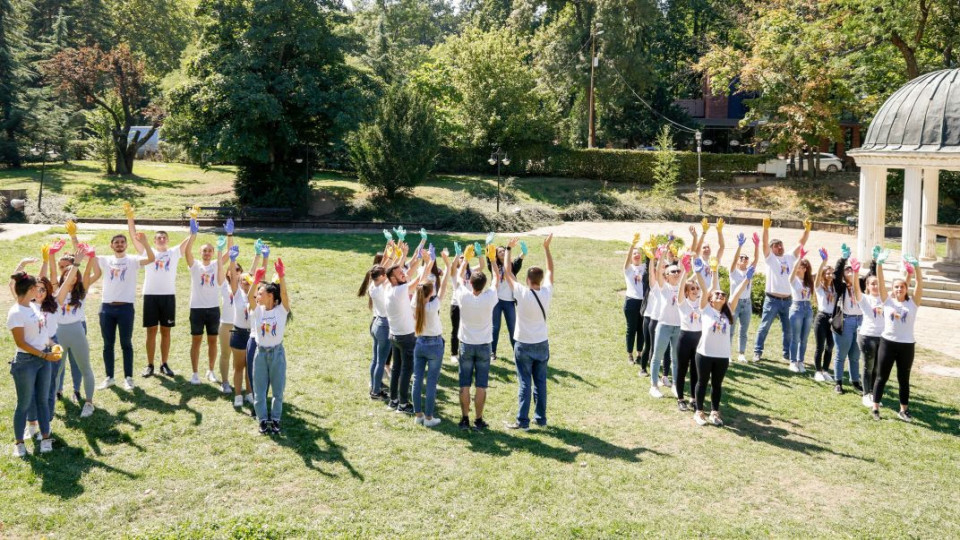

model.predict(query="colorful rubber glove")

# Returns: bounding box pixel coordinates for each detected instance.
[275,258,285,278]
[225,218,235,235]
[486,232,496,245]
[903,254,919,266]
[254,238,264,254]
[850,257,862,274]
[189,218,199,235]
[762,217,772,229]
[877,249,890,264]
[383,229,392,242]
[709,257,719,272]
[840,243,851,259]
[642,244,655,259]
[65,220,77,236]
[229,245,240,262]
[752,232,760,246]
[393,226,406,242]
[904,261,915,275]
[716,218,724,233]
[261,244,270,258]
[701,218,709,233]
[803,219,812,232]
[123,202,135,219]
[41,244,50,262]
[49,239,66,255]
[632,232,640,245]
[428,244,436,261]
[50,344,63,361]
[486,244,497,264]
[420,228,428,242]
[818,247,828,261]
[463,244,475,260]
[454,242,462,257]
[76,242,92,256]
[473,242,483,258]
[216,235,227,251]
[737,233,746,246]
[253,268,266,285]
[520,241,528,256]
[692,258,704,273]
[680,253,692,273]
[872,245,882,261]
[746,266,756,280]
[189,204,201,219]
[799,247,808,260]
[669,243,679,257]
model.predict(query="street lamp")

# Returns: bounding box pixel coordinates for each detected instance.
[31,141,56,212]
[488,147,510,213]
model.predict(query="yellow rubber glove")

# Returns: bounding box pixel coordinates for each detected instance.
[716,218,724,233]
[189,204,201,219]
[709,257,719,272]
[394,246,402,259]
[701,217,710,233]
[486,244,497,265]
[669,243,679,256]
[41,244,50,262]
[463,244,475,260]
[65,220,77,236]
[762,217,772,229]
[632,232,640,246]
[123,202,134,220]
[803,218,812,232]
[642,244,655,259]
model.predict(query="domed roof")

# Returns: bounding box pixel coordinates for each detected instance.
[860,69,960,153]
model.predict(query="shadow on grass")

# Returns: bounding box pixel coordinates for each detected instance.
[26,438,138,499]
[485,360,596,388]
[884,394,960,434]
[273,403,364,481]
[59,399,146,456]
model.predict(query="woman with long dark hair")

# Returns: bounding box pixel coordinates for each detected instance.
[411,248,452,427]
[674,258,701,412]
[489,243,524,360]
[49,247,96,418]
[853,249,886,407]
[812,250,836,382]
[729,232,759,363]
[831,246,864,395]
[248,257,292,435]
[787,256,815,373]
[623,234,646,365]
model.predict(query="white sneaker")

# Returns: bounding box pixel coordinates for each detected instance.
[694,412,708,426]
[823,372,835,382]
[862,394,873,408]
[190,373,201,385]
[80,403,95,418]
[12,442,27,457]
[814,371,826,382]
[206,370,220,383]
[23,423,39,441]
[450,355,458,364]
[245,393,254,404]
[649,386,663,399]
[98,377,115,390]
[709,412,724,427]
[221,382,233,394]
[737,354,747,363]
[670,386,679,398]
[39,438,53,453]
[424,417,441,428]
[788,362,800,373]
[123,377,134,390]
[233,395,244,407]
[752,353,761,363]
[797,363,806,373]
[660,375,673,388]
[414,416,425,425]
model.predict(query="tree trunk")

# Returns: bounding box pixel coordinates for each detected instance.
[890,32,920,79]
[807,147,816,178]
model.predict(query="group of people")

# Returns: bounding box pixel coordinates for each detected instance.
[360,229,555,430]
[622,218,924,425]
[8,207,293,457]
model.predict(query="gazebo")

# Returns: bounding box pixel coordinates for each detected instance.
[848,68,960,263]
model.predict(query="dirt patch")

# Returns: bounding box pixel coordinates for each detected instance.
[920,365,960,378]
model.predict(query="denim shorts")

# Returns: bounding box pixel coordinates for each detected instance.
[230,327,251,350]
[458,342,491,388]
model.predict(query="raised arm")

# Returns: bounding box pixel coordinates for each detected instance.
[54,264,78,305]
[761,218,772,258]
[876,261,887,300]
[39,245,49,280]
[504,238,519,288]
[87,253,102,286]
[183,222,198,268]
[278,275,290,312]
[715,219,725,262]
[137,232,155,265]
[912,264,923,306]
[437,250,452,300]
[689,225,701,255]
[695,269,709,309]
[729,240,743,274]
[852,262,864,302]
[543,234,554,285]
[794,219,812,258]
[625,233,640,270]
[9,258,38,297]
[126,204,144,254]
[814,256,828,289]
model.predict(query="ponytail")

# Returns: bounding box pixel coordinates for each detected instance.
[11,272,36,298]
[413,282,434,336]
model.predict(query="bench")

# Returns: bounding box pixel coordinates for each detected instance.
[181,205,238,219]
[240,207,294,222]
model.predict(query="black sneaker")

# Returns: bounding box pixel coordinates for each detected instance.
[852,381,864,393]
[259,420,271,434]
[142,364,154,378]
[474,418,489,431]
[159,363,175,377]
[678,400,689,412]
[897,410,913,423]
[396,403,414,415]
[56,391,63,400]
[386,399,399,410]
[369,392,382,400]
[834,384,844,395]
[73,390,82,403]
[871,409,881,421]
[504,421,529,431]
[459,416,471,431]
[270,420,281,434]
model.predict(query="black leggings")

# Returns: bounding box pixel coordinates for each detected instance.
[873,338,914,406]
[639,316,654,371]
[450,305,460,356]
[624,298,644,355]
[676,330,701,401]
[813,311,834,371]
[695,353,729,412]
[858,334,880,396]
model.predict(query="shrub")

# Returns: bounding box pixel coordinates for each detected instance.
[651,126,679,197]
[750,273,766,314]
[349,84,440,199]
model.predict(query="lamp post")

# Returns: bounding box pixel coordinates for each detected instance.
[695,130,703,213]
[31,141,53,212]
[488,147,510,213]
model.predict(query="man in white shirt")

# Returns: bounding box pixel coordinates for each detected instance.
[88,225,155,390]
[753,218,811,362]
[454,261,499,430]
[385,255,421,413]
[503,235,554,430]
[183,220,229,385]
[130,214,190,378]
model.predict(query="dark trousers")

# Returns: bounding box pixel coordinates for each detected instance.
[695,353,729,412]
[389,332,416,404]
[676,330,701,401]
[873,339,914,406]
[450,305,460,356]
[813,311,834,371]
[858,335,881,396]
[623,298,644,355]
[639,316,654,370]
[100,302,135,378]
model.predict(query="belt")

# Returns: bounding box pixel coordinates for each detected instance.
[766,293,790,300]
[109,302,131,306]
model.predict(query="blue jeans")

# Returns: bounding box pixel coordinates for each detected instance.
[730,300,752,354]
[11,353,52,440]
[26,357,60,424]
[492,299,516,357]
[253,343,286,422]
[514,340,549,428]
[412,336,444,417]
[833,315,862,385]
[100,303,135,378]
[754,295,791,359]
[458,343,492,388]
[788,302,813,364]
[651,323,680,387]
[369,317,390,394]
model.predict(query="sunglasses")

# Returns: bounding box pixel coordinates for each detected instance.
[739,255,749,260]
[668,270,681,275]
[713,292,727,298]
[689,286,701,291]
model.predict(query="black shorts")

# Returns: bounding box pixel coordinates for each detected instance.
[189,307,221,336]
[143,295,176,328]
[230,327,251,349]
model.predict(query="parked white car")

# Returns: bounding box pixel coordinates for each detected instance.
[816,153,844,173]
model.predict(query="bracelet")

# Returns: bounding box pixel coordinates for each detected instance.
[505,247,512,251]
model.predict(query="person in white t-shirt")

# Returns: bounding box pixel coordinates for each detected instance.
[622,234,647,366]
[729,231,760,363]
[853,251,886,406]
[871,259,923,423]
[691,218,726,291]
[129,211,192,379]
[385,244,423,413]
[453,246,499,431]
[410,248,452,428]
[647,247,685,399]
[752,217,811,362]
[227,246,261,409]
[488,242,525,361]
[691,266,753,427]
[183,219,229,386]
[786,256,815,373]
[503,235,554,430]
[831,246,865,395]
[88,225,155,391]
[811,253,837,382]
[674,267,703,412]
[247,257,291,435]
[8,270,57,457]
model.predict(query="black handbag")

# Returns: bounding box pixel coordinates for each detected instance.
[830,291,844,333]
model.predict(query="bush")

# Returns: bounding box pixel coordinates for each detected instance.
[436,146,767,184]
[349,84,440,198]
[750,273,766,314]
[651,126,679,196]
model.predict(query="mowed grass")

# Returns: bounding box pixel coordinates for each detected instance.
[0,229,958,538]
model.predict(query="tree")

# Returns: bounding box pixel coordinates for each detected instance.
[350,84,439,198]
[165,0,365,209]
[651,125,679,197]
[0,0,32,167]
[45,43,158,175]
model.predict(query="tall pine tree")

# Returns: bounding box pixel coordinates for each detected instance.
[0,0,31,167]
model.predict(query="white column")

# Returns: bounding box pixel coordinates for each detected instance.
[873,170,887,258]
[857,167,880,260]
[921,168,940,260]
[902,167,923,257]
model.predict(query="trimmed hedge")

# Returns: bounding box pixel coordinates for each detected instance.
[436,146,768,184]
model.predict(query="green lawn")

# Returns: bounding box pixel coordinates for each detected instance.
[884,240,949,259]
[1,229,958,538]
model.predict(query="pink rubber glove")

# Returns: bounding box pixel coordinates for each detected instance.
[274,258,285,279]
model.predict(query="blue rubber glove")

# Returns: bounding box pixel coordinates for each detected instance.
[383,229,392,241]
[216,235,226,251]
[261,244,270,258]
[229,245,240,262]
[520,241,528,256]
[429,244,436,261]
[420,228,428,242]
[486,232,495,245]
[393,226,406,242]
[474,242,483,257]
[693,258,705,273]
[818,247,828,261]
[189,218,199,235]
[746,266,756,280]
[840,243,851,259]
[454,242,462,256]
[903,253,919,266]
[877,249,890,264]
[224,218,235,235]
[737,233,746,246]
[872,245,882,261]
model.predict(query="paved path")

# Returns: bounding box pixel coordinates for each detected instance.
[3,220,959,360]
